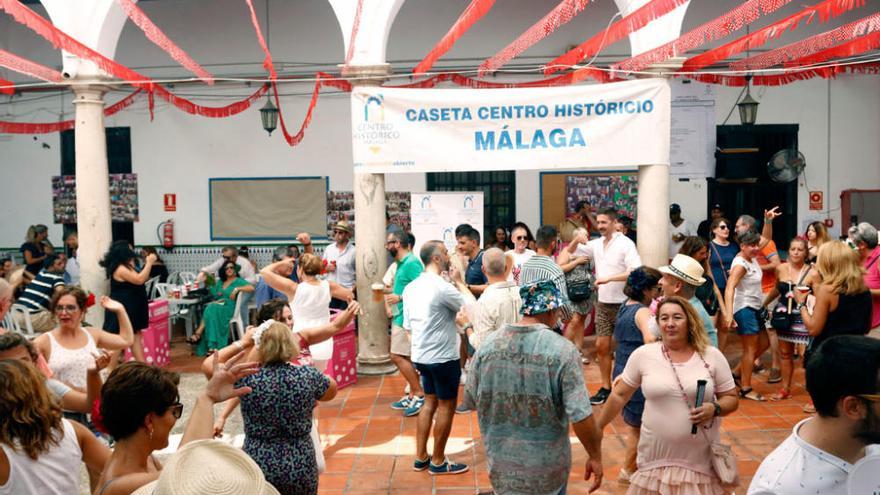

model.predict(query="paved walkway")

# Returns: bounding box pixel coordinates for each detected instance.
[164,336,810,495]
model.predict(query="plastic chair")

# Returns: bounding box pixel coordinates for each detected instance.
[2,311,20,333]
[145,276,160,300]
[155,283,173,299]
[178,272,197,286]
[228,292,246,342]
[166,272,180,286]
[8,304,35,338]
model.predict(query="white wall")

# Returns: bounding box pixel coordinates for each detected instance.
[1,1,879,247]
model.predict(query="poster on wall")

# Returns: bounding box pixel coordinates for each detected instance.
[326,191,411,236]
[410,192,484,255]
[565,175,638,221]
[52,174,139,224]
[351,79,671,173]
[670,80,716,178]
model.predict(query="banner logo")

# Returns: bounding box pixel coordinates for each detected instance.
[364,95,384,122]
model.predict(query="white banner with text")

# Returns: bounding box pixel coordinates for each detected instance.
[409,192,484,257]
[351,78,671,173]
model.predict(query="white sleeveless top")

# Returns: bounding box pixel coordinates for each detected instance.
[290,280,333,363]
[47,328,98,390]
[732,255,764,313]
[0,419,82,495]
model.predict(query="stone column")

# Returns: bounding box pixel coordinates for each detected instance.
[72,85,113,327]
[637,164,670,267]
[346,64,397,375]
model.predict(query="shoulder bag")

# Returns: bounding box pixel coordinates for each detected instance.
[770,266,812,331]
[661,345,740,487]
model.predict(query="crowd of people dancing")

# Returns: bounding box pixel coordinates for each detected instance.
[0,202,878,494]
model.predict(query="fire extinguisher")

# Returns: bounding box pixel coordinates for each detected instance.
[157,219,174,250]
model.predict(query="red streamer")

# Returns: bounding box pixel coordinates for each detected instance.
[784,30,880,67]
[0,48,64,82]
[344,0,365,65]
[413,0,496,75]
[687,62,880,86]
[390,68,610,89]
[612,0,794,74]
[151,83,269,118]
[544,0,690,76]
[0,77,14,95]
[244,0,277,81]
[0,88,142,134]
[731,11,880,70]
[479,0,594,76]
[116,0,213,83]
[683,0,864,72]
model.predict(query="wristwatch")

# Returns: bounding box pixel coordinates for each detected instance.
[711,401,722,417]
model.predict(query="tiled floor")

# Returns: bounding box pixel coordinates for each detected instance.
[165,333,811,495]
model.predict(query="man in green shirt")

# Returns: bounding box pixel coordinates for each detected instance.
[385,231,426,417]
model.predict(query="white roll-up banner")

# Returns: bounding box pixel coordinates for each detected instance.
[351,78,671,173]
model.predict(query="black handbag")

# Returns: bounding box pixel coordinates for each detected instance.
[769,266,812,331]
[565,264,594,303]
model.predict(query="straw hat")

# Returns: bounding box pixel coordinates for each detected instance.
[659,254,706,286]
[332,220,353,234]
[131,440,279,495]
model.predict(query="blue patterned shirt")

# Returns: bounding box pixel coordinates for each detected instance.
[463,323,592,495]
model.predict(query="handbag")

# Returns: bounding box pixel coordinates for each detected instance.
[565,263,594,303]
[770,266,812,332]
[661,345,740,487]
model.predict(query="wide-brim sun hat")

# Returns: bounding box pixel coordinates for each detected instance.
[333,220,353,234]
[659,254,706,286]
[131,440,280,495]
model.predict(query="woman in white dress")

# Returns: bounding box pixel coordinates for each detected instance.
[260,253,354,370]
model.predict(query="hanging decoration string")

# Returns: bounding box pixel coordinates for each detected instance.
[0,77,14,95]
[390,69,609,89]
[783,30,880,67]
[544,0,690,76]
[0,48,64,82]
[612,0,794,74]
[683,0,865,72]
[344,0,365,65]
[0,88,142,134]
[413,0,496,75]
[116,0,213,83]
[688,60,880,86]
[731,11,880,71]
[479,0,594,76]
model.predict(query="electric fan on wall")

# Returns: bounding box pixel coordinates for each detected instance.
[767,149,806,183]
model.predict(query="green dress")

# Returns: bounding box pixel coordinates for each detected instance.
[196,277,250,356]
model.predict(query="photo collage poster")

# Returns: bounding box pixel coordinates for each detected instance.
[52,174,139,224]
[326,191,411,237]
[565,174,638,224]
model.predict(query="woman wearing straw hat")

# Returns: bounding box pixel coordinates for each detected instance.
[95,351,258,495]
[236,321,338,495]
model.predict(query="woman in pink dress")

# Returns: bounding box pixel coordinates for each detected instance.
[597,296,740,494]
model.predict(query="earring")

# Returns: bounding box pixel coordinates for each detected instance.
[147,426,153,441]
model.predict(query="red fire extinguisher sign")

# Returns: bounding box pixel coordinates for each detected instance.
[164,194,176,212]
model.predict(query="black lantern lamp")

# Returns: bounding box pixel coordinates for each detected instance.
[259,86,278,136]
[737,75,759,125]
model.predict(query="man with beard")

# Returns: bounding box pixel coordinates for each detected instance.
[402,240,469,475]
[749,335,880,494]
[385,230,426,417]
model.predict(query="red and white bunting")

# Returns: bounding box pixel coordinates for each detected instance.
[413,0,496,75]
[0,48,64,82]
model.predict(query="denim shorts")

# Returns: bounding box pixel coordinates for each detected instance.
[414,359,461,401]
[734,307,764,336]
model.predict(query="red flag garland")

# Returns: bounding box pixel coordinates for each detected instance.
[683,0,865,72]
[116,0,213,84]
[731,11,880,71]
[479,0,594,76]
[244,0,277,80]
[783,30,880,67]
[390,69,609,89]
[0,88,142,134]
[612,0,794,74]
[544,0,690,76]
[413,0,496,75]
[0,77,14,95]
[0,48,64,82]
[687,62,880,86]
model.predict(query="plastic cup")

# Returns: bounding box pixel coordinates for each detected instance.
[371,283,384,302]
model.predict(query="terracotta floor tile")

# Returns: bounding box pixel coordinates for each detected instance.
[324,454,356,473]
[751,416,793,429]
[352,454,396,472]
[318,473,350,490]
[432,470,477,489]
[348,471,391,490]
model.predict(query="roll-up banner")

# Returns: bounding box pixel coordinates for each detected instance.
[351,78,670,173]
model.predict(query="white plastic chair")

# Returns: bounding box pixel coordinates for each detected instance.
[145,276,160,300]
[2,311,20,333]
[155,283,173,299]
[178,272,197,286]
[8,304,35,338]
[228,292,246,342]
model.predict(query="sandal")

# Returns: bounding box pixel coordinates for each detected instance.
[769,388,791,401]
[186,333,202,344]
[732,373,742,388]
[739,387,766,401]
[802,401,816,413]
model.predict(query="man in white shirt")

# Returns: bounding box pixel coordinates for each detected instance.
[456,247,522,351]
[584,208,641,405]
[323,221,356,309]
[402,240,470,475]
[199,245,257,284]
[669,203,695,261]
[749,335,880,495]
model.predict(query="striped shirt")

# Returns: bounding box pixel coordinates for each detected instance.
[18,270,64,312]
[520,255,572,321]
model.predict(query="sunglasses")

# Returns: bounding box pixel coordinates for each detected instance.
[169,402,184,419]
[54,305,80,313]
[386,240,399,245]
[514,236,527,241]
[717,225,729,230]
[859,394,880,403]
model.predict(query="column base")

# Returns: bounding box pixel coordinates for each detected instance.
[356,355,398,376]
